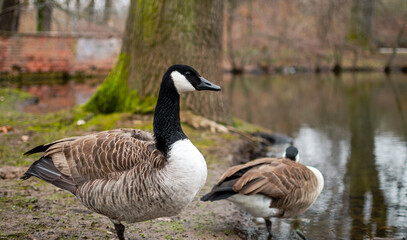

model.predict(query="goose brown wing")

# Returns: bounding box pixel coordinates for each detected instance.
[201,158,278,201]
[232,158,314,199]
[216,158,277,184]
[30,128,165,184]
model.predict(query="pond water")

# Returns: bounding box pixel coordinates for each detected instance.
[2,73,406,239]
[223,73,407,239]
[0,77,103,113]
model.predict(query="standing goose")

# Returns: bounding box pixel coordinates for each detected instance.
[201,146,324,237]
[21,64,221,240]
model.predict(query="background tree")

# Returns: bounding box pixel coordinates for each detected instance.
[85,0,95,22]
[0,0,20,32]
[85,0,227,122]
[348,0,376,49]
[382,0,407,73]
[37,0,53,31]
[103,0,112,23]
[73,0,80,32]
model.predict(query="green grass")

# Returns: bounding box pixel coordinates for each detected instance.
[0,88,136,167]
[0,88,34,127]
[231,117,264,133]
[81,112,131,131]
[158,220,186,233]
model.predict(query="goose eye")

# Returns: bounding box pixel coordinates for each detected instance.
[185,71,191,76]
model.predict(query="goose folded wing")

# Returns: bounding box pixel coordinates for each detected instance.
[232,159,311,199]
[31,128,165,184]
[217,158,277,185]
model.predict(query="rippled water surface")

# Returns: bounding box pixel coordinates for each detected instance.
[223,73,407,239]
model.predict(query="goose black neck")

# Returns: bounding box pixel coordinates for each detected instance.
[153,78,187,156]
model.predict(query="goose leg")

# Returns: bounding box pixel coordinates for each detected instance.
[295,230,309,240]
[111,219,126,240]
[265,219,273,237]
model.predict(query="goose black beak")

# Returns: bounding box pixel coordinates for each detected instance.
[197,77,221,91]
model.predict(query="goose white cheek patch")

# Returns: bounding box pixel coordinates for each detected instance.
[171,71,195,93]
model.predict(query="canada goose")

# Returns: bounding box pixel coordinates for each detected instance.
[201,146,323,237]
[20,64,221,240]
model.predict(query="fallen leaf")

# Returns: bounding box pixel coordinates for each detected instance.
[1,125,13,133]
[21,135,29,142]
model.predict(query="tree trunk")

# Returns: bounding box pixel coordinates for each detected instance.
[332,44,344,75]
[226,0,240,73]
[384,13,407,74]
[65,0,71,29]
[37,0,52,32]
[348,0,376,49]
[0,0,20,32]
[85,0,95,22]
[86,0,227,122]
[73,0,80,32]
[103,0,112,23]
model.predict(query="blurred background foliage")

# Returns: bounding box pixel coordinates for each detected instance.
[1,0,406,73]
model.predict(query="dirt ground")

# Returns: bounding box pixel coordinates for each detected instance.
[0,107,286,240]
[0,159,253,240]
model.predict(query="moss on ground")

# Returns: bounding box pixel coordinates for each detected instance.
[231,117,264,133]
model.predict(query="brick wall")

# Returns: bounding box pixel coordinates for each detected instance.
[0,33,121,75]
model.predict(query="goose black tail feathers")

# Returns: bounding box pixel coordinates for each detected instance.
[24,137,78,156]
[200,185,237,202]
[21,157,76,193]
[23,144,51,156]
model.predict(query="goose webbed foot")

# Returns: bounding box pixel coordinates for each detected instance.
[265,219,273,238]
[111,220,126,240]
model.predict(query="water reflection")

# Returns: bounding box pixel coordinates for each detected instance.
[386,75,407,141]
[344,74,387,239]
[227,75,254,122]
[0,77,104,113]
[224,73,407,239]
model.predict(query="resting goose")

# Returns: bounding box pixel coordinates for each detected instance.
[21,64,221,240]
[201,146,323,237]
